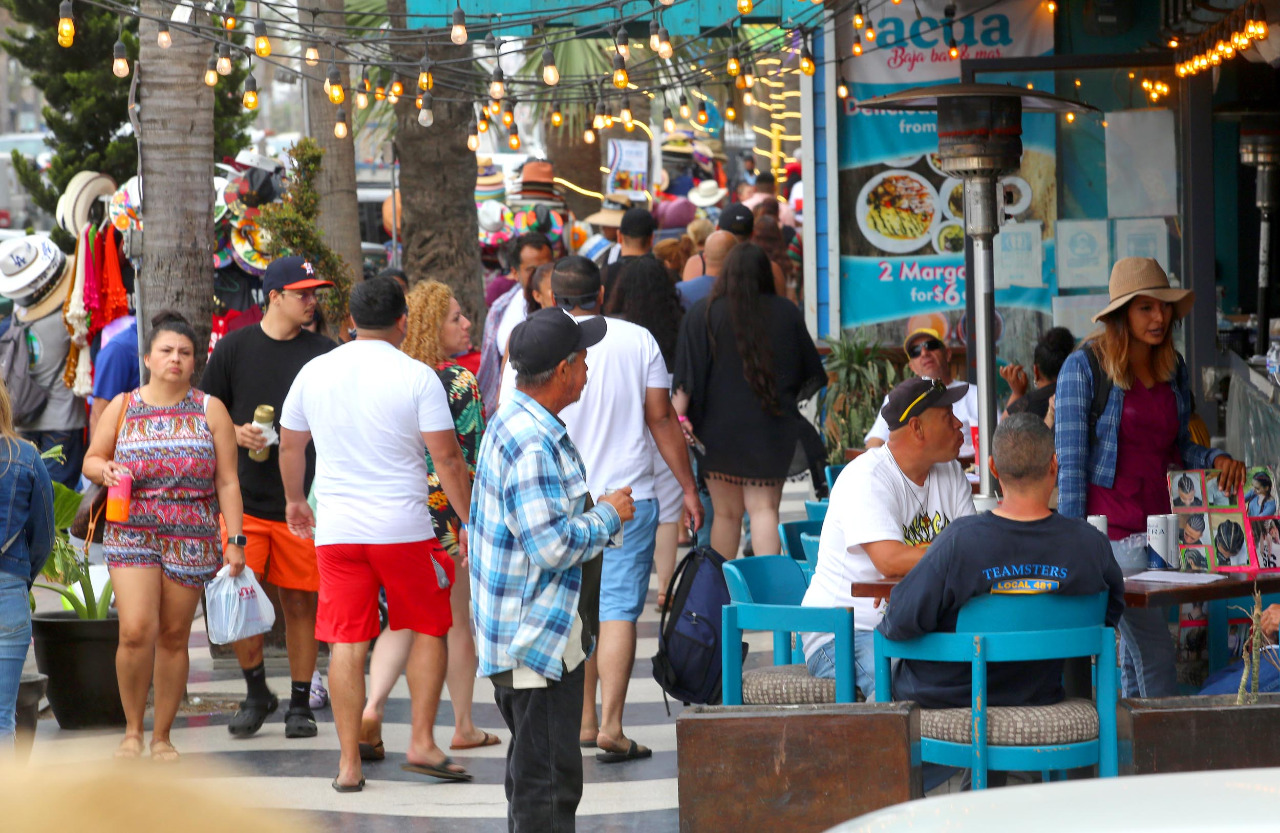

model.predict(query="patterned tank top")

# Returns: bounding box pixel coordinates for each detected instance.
[113,388,219,539]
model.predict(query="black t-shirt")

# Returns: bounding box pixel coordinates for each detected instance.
[878,512,1125,709]
[1006,382,1056,419]
[200,324,335,521]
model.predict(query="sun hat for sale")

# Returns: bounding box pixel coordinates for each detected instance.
[1092,257,1193,322]
[0,234,68,307]
[584,193,632,228]
[58,171,118,237]
[478,201,515,248]
[688,179,728,208]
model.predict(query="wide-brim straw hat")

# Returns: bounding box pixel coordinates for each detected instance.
[1092,257,1194,322]
[687,179,727,207]
[584,193,632,227]
[16,259,72,323]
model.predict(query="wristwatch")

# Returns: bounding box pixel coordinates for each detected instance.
[227,534,248,547]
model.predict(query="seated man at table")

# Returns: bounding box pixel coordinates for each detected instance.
[800,377,977,699]
[878,414,1125,709]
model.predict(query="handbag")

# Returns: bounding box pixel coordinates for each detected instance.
[70,392,132,543]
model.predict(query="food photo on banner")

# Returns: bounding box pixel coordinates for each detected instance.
[835,0,1055,376]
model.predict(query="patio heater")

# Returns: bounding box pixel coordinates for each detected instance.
[856,84,1096,498]
[1241,127,1279,362]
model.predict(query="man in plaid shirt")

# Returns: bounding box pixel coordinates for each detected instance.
[470,307,636,832]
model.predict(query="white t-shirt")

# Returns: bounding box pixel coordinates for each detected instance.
[495,291,529,357]
[499,313,669,501]
[864,380,981,457]
[280,340,455,546]
[801,446,975,656]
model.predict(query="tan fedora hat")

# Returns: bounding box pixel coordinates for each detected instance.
[1092,257,1193,323]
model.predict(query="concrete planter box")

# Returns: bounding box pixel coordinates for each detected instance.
[1118,694,1280,775]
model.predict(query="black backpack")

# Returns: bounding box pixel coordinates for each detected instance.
[651,546,735,710]
[0,321,47,424]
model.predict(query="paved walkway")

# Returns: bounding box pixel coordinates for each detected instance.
[25,483,812,832]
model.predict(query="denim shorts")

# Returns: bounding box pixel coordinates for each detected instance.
[804,630,878,703]
[598,498,659,623]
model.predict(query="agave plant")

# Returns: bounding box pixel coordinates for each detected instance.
[30,446,111,619]
[816,334,899,465]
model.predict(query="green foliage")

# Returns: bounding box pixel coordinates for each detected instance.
[256,138,351,327]
[31,446,112,619]
[816,334,899,466]
[0,0,251,252]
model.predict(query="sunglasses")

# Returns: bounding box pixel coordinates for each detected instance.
[898,377,947,423]
[907,338,946,359]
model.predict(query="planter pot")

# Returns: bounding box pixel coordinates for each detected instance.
[14,672,46,763]
[31,611,126,730]
[1118,694,1280,775]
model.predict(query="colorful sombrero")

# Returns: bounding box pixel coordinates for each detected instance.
[230,218,270,276]
[477,201,514,248]
[513,205,564,245]
[109,176,143,232]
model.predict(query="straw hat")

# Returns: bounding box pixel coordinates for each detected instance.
[1092,258,1193,322]
[688,179,728,208]
[57,171,117,237]
[16,261,72,323]
[584,193,632,227]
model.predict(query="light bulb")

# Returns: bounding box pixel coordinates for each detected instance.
[696,104,708,125]
[508,127,521,151]
[418,63,433,91]
[1065,111,1075,123]
[489,68,505,100]
[328,66,345,104]
[593,102,606,130]
[663,109,675,133]
[1047,0,1056,11]
[650,20,660,51]
[679,97,691,119]
[738,0,753,13]
[467,120,478,150]
[451,7,467,45]
[224,12,237,30]
[158,25,172,49]
[659,0,674,6]
[112,40,129,79]
[58,33,72,48]
[551,103,563,127]
[800,49,816,76]
[389,79,404,97]
[1258,20,1269,39]
[542,48,559,86]
[334,109,348,139]
[501,102,514,128]
[217,44,232,76]
[949,38,959,59]
[477,117,489,133]
[1168,37,1179,48]
[374,86,385,101]
[837,78,849,99]
[604,113,614,129]
[584,127,597,143]
[735,74,747,90]
[254,21,270,57]
[204,57,218,87]
[243,74,259,109]
[854,9,864,28]
[418,98,434,127]
[745,66,755,87]
[620,95,633,124]
[387,90,399,105]
[58,1,75,45]
[616,30,630,60]
[489,99,501,116]
[356,90,369,109]
[853,37,863,56]
[305,44,320,66]
[658,28,673,60]
[865,26,877,42]
[743,90,754,106]
[725,104,736,121]
[727,51,741,76]
[612,54,629,89]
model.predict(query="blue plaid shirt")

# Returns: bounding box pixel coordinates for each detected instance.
[1055,347,1224,519]
[469,390,621,680]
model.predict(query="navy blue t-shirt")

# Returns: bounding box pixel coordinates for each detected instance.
[878,511,1125,709]
[91,322,139,401]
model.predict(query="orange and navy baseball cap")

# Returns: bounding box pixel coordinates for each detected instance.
[261,256,334,295]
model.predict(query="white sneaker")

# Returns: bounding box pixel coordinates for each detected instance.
[309,670,329,710]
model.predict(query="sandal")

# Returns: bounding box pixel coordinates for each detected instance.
[401,757,473,782]
[450,730,501,751]
[150,740,181,763]
[114,735,144,760]
[359,715,384,761]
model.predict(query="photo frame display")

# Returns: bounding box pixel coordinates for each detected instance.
[1169,469,1280,574]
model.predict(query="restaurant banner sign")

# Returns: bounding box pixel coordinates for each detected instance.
[836,1,1056,329]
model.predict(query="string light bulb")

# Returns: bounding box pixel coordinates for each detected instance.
[204,56,218,87]
[949,38,959,59]
[743,90,754,106]
[853,35,863,56]
[738,0,753,14]
[853,4,865,28]
[356,85,369,110]
[508,124,521,151]
[418,93,434,127]
[727,45,741,76]
[467,119,479,151]
[612,54,629,89]
[584,126,597,143]
[696,101,708,125]
[663,107,675,133]
[542,47,559,86]
[157,22,172,49]
[1065,111,1075,123]
[217,43,233,76]
[305,43,320,66]
[725,102,737,121]
[253,20,270,57]
[501,100,515,128]
[489,99,501,116]
[418,58,434,91]
[744,62,755,87]
[621,95,633,125]
[658,28,673,60]
[659,0,674,6]
[800,45,816,76]
[223,4,237,30]
[334,107,348,139]
[451,5,468,45]
[593,100,607,130]
[650,19,661,51]
[327,65,344,104]
[387,81,400,105]
[489,67,505,100]
[477,114,489,132]
[374,85,385,101]
[551,102,563,126]
[242,74,259,110]
[1047,1,1056,11]
[836,75,849,99]
[57,1,75,47]
[485,31,497,52]
[679,95,691,119]
[616,28,630,60]
[112,38,129,78]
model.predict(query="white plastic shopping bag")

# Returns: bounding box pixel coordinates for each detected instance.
[205,565,276,645]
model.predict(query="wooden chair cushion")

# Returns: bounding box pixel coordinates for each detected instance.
[920,697,1099,746]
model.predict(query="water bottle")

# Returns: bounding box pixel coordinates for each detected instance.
[248,404,275,463]
[106,469,133,523]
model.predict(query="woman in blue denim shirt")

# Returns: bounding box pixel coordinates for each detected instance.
[0,379,55,749]
[1055,258,1245,698]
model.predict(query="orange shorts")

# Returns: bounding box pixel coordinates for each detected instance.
[220,514,320,592]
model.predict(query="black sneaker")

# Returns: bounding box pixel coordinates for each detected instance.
[284,705,318,739]
[228,693,279,738]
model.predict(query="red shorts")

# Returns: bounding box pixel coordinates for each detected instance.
[314,538,454,643]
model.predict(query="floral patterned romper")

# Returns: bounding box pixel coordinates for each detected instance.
[103,389,222,588]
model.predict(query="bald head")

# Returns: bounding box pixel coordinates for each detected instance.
[703,231,738,275]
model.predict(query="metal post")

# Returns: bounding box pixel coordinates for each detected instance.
[965,174,999,497]
[390,142,400,268]
[1255,162,1275,360]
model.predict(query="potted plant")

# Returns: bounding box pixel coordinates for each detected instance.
[29,451,125,729]
[815,334,899,465]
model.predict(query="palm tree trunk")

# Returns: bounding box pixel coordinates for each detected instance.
[136,0,215,363]
[304,0,362,290]
[387,0,484,330]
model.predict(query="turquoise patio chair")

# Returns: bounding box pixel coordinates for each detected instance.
[722,556,856,705]
[778,519,822,568]
[804,499,829,522]
[874,592,1117,790]
[799,533,821,576]
[825,464,846,492]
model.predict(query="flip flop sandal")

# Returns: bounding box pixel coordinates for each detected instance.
[150,741,181,763]
[114,736,144,760]
[595,739,652,764]
[359,740,385,762]
[331,777,366,793]
[400,758,474,782]
[450,731,501,751]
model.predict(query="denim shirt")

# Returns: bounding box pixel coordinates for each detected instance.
[0,438,55,587]
[1055,347,1223,519]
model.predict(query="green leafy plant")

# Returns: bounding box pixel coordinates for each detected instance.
[30,446,112,619]
[815,334,899,466]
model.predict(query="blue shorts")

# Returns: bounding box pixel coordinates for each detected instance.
[598,498,659,623]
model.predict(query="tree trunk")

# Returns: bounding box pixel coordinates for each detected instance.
[136,0,215,367]
[304,0,362,290]
[387,1,484,332]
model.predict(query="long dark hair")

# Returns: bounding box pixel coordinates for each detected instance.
[708,243,779,414]
[605,256,683,370]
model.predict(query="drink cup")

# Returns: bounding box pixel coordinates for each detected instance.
[603,486,627,546]
[1087,514,1109,536]
[106,470,133,523]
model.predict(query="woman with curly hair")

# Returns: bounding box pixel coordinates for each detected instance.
[359,281,499,756]
[673,244,825,558]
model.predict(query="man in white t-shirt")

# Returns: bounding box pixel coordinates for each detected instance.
[539,256,702,763]
[802,377,976,699]
[279,277,477,791]
[865,327,982,459]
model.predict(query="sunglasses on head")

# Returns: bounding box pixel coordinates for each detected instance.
[898,377,947,423]
[907,338,946,359]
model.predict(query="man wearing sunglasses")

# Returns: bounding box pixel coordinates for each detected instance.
[865,327,981,460]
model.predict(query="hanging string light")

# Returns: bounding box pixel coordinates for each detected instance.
[800,45,816,76]
[865,21,877,41]
[305,43,320,66]
[216,43,233,75]
[222,1,237,31]
[204,55,218,86]
[156,21,172,49]
[584,125,597,143]
[593,99,607,130]
[387,81,401,105]
[679,94,691,120]
[112,35,129,78]
[836,74,849,99]
[418,92,435,126]
[253,20,270,57]
[650,19,661,51]
[451,4,468,45]
[744,61,756,88]
[356,68,370,109]
[242,73,259,110]
[949,38,959,58]
[467,118,479,151]
[551,102,563,126]
[612,54,629,89]
[334,107,348,139]
[508,124,522,149]
[743,89,754,106]
[696,94,708,125]
[419,53,434,90]
[853,3,865,28]
[477,109,490,132]
[327,64,345,105]
[374,83,386,101]
[489,67,506,100]
[658,0,674,7]
[542,47,559,86]
[485,31,497,52]
[738,0,753,15]
[501,99,515,128]
[658,27,674,60]
[853,34,862,55]
[57,1,75,48]
[727,45,741,77]
[489,99,501,116]
[724,100,737,121]
[616,27,630,60]
[620,95,633,126]
[663,107,675,133]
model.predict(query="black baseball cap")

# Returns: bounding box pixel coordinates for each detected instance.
[881,377,968,428]
[508,308,607,376]
[719,202,755,237]
[262,256,334,295]
[619,207,657,238]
